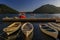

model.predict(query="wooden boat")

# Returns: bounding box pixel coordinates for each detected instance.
[52,23,60,27]
[21,22,34,37]
[48,23,60,31]
[14,17,20,19]
[3,17,13,20]
[39,24,58,39]
[3,22,21,35]
[3,16,19,20]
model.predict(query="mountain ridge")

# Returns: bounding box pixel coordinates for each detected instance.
[33,4,60,13]
[0,4,18,13]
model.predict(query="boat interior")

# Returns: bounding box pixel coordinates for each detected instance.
[51,23,60,28]
[41,24,51,29]
[41,24,56,32]
[22,23,32,31]
[46,29,56,32]
[3,22,21,32]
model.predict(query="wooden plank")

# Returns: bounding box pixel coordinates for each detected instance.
[2,18,56,22]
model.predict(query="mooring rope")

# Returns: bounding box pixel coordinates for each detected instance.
[0,32,7,40]
[0,36,7,40]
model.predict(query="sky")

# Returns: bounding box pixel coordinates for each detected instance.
[0,0,60,12]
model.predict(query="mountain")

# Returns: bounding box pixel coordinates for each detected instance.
[33,4,60,13]
[0,4,18,13]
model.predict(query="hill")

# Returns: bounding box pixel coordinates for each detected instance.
[0,4,18,13]
[33,4,60,13]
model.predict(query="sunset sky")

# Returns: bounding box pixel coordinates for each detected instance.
[0,0,60,12]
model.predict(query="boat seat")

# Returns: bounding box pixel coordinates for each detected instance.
[23,26,32,31]
[46,29,56,32]
[52,23,60,28]
[41,24,56,32]
[42,26,51,29]
[12,25,18,27]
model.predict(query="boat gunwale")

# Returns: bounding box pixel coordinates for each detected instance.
[21,22,34,37]
[3,22,21,35]
[39,24,58,39]
[48,23,60,31]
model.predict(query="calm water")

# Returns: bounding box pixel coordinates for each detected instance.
[0,13,60,20]
[0,13,60,40]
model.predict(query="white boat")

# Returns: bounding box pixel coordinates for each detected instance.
[48,23,60,31]
[39,24,58,39]
[3,22,21,35]
[3,17,13,20]
[3,16,20,20]
[21,22,34,37]
[51,23,60,27]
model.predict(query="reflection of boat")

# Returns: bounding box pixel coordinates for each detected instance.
[21,22,34,37]
[39,24,58,39]
[3,22,21,35]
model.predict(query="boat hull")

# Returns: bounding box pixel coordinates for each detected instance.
[39,24,58,39]
[49,23,60,31]
[24,31,33,40]
[3,22,21,35]
[21,22,34,38]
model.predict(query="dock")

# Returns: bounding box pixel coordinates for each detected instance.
[2,18,56,22]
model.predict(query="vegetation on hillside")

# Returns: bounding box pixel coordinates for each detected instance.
[0,4,18,13]
[33,4,60,13]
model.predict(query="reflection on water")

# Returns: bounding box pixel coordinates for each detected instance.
[0,13,60,21]
[0,13,60,19]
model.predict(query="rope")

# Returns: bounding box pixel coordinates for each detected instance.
[13,28,21,38]
[0,36,7,40]
[0,32,7,40]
